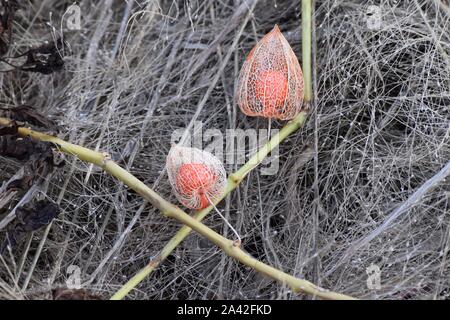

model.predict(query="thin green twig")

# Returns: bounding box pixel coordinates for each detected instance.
[111,111,308,300]
[110,0,339,300]
[302,0,313,104]
[0,115,354,300]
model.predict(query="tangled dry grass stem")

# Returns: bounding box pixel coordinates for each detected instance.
[0,0,449,300]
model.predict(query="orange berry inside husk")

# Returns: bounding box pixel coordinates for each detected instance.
[176,163,217,209]
[255,70,288,117]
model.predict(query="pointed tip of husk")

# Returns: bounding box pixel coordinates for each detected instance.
[269,24,288,43]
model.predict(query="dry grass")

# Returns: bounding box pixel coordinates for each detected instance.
[0,0,449,299]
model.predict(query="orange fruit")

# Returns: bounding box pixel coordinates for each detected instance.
[255,70,288,117]
[176,163,217,209]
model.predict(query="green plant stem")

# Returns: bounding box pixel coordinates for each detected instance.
[111,111,307,300]
[302,0,313,103]
[111,0,318,300]
[0,116,354,300]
